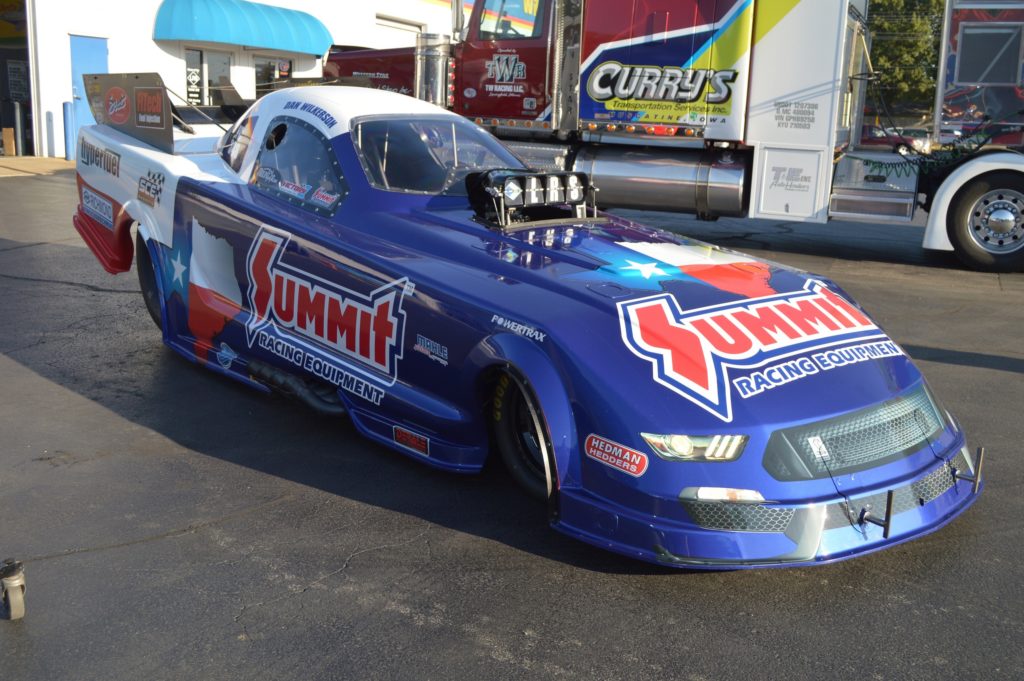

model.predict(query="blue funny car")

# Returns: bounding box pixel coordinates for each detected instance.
[72,76,982,568]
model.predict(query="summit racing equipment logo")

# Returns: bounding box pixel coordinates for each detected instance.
[617,281,886,422]
[587,62,737,104]
[245,228,412,391]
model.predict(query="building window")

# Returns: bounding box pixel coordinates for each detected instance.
[955,23,1024,85]
[254,57,292,98]
[185,48,233,105]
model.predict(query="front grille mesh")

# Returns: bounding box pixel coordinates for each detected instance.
[824,450,971,530]
[765,386,945,480]
[682,502,795,533]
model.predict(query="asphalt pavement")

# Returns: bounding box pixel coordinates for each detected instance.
[1,158,1022,680]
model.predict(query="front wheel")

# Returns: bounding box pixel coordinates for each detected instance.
[492,373,554,500]
[948,172,1024,271]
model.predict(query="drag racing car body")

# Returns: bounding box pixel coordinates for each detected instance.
[72,77,983,568]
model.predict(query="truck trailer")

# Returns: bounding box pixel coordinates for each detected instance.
[325,0,1024,271]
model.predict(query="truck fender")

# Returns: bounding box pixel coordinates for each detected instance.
[468,333,580,494]
[924,152,1024,251]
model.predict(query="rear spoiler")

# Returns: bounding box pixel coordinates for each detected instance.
[84,73,176,154]
[84,73,254,154]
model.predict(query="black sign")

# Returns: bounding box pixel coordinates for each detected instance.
[186,67,201,105]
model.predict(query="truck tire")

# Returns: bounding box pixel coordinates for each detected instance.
[135,232,163,329]
[492,373,554,500]
[948,172,1024,271]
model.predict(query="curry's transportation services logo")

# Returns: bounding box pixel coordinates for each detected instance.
[617,281,893,421]
[245,227,413,403]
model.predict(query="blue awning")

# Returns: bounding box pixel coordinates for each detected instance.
[154,0,333,56]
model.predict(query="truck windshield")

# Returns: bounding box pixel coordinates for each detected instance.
[352,115,526,195]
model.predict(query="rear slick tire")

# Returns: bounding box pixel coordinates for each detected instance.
[135,232,163,329]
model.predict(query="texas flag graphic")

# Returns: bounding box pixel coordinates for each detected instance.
[186,218,242,362]
[617,241,776,298]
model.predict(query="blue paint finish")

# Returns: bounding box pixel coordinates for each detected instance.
[121,106,981,568]
[69,35,108,158]
[154,0,333,55]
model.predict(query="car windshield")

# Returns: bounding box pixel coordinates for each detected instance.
[352,115,526,195]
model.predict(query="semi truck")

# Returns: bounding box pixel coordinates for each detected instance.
[325,0,1024,271]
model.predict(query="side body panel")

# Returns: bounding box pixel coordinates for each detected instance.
[322,47,416,97]
[577,0,754,140]
[934,1,1024,146]
[745,0,853,223]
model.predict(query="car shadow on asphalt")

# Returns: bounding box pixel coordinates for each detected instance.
[0,238,708,576]
[903,344,1024,374]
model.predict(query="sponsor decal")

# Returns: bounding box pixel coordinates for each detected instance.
[585,434,648,477]
[375,84,412,96]
[137,170,165,207]
[618,280,886,422]
[413,334,448,366]
[485,51,526,96]
[464,87,477,99]
[491,314,546,342]
[733,340,905,399]
[523,97,537,111]
[245,227,412,400]
[394,426,430,456]
[256,166,281,187]
[283,100,338,129]
[79,139,121,177]
[352,71,389,79]
[587,62,737,105]
[216,342,238,369]
[81,185,114,229]
[768,166,812,193]
[309,187,341,210]
[134,87,165,129]
[486,52,526,83]
[278,180,311,200]
[105,86,130,125]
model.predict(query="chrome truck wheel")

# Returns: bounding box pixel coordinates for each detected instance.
[949,172,1024,271]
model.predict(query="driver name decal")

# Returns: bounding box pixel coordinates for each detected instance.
[245,227,412,399]
[617,281,887,422]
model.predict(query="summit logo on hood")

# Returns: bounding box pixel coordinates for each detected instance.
[617,281,886,421]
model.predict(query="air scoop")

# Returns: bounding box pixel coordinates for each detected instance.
[465,169,603,230]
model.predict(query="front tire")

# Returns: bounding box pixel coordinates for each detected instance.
[135,232,163,329]
[492,373,553,500]
[948,172,1024,271]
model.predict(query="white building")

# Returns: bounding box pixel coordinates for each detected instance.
[12,0,459,157]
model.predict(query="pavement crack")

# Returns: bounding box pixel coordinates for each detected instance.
[0,241,47,253]
[0,272,137,294]
[23,494,294,563]
[232,523,433,629]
